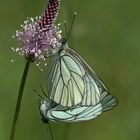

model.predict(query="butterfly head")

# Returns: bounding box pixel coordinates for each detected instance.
[39,100,50,123]
[54,38,68,56]
[40,99,57,123]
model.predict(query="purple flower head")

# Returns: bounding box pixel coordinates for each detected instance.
[12,0,62,66]
[39,0,61,28]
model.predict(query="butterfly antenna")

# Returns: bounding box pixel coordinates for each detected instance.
[40,84,48,98]
[38,99,41,110]
[33,89,43,99]
[65,12,77,42]
[64,21,68,37]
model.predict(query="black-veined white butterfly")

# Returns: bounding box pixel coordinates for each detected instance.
[47,39,117,107]
[39,88,117,122]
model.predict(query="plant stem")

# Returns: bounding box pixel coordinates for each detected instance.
[10,59,31,140]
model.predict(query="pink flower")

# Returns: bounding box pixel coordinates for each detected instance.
[12,0,62,66]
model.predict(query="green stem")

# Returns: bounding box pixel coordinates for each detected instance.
[10,59,31,140]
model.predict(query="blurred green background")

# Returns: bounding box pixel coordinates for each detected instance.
[0,0,140,140]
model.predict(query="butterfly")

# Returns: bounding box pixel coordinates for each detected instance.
[47,38,117,108]
[39,89,117,122]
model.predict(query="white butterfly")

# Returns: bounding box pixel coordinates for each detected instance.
[39,90,117,123]
[47,40,114,107]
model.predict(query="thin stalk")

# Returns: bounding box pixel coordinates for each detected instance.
[10,59,31,140]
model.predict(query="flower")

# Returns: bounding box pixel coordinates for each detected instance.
[12,17,62,63]
[12,0,62,67]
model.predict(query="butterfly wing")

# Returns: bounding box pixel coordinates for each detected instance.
[47,103,103,122]
[47,45,117,107]
[47,50,85,107]
[68,48,118,107]
[46,96,117,122]
[100,91,118,112]
[42,92,117,123]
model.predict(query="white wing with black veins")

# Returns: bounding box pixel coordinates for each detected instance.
[47,46,110,107]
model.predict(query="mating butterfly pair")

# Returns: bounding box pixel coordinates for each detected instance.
[39,40,118,123]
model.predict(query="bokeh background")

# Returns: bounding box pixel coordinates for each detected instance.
[0,0,140,140]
